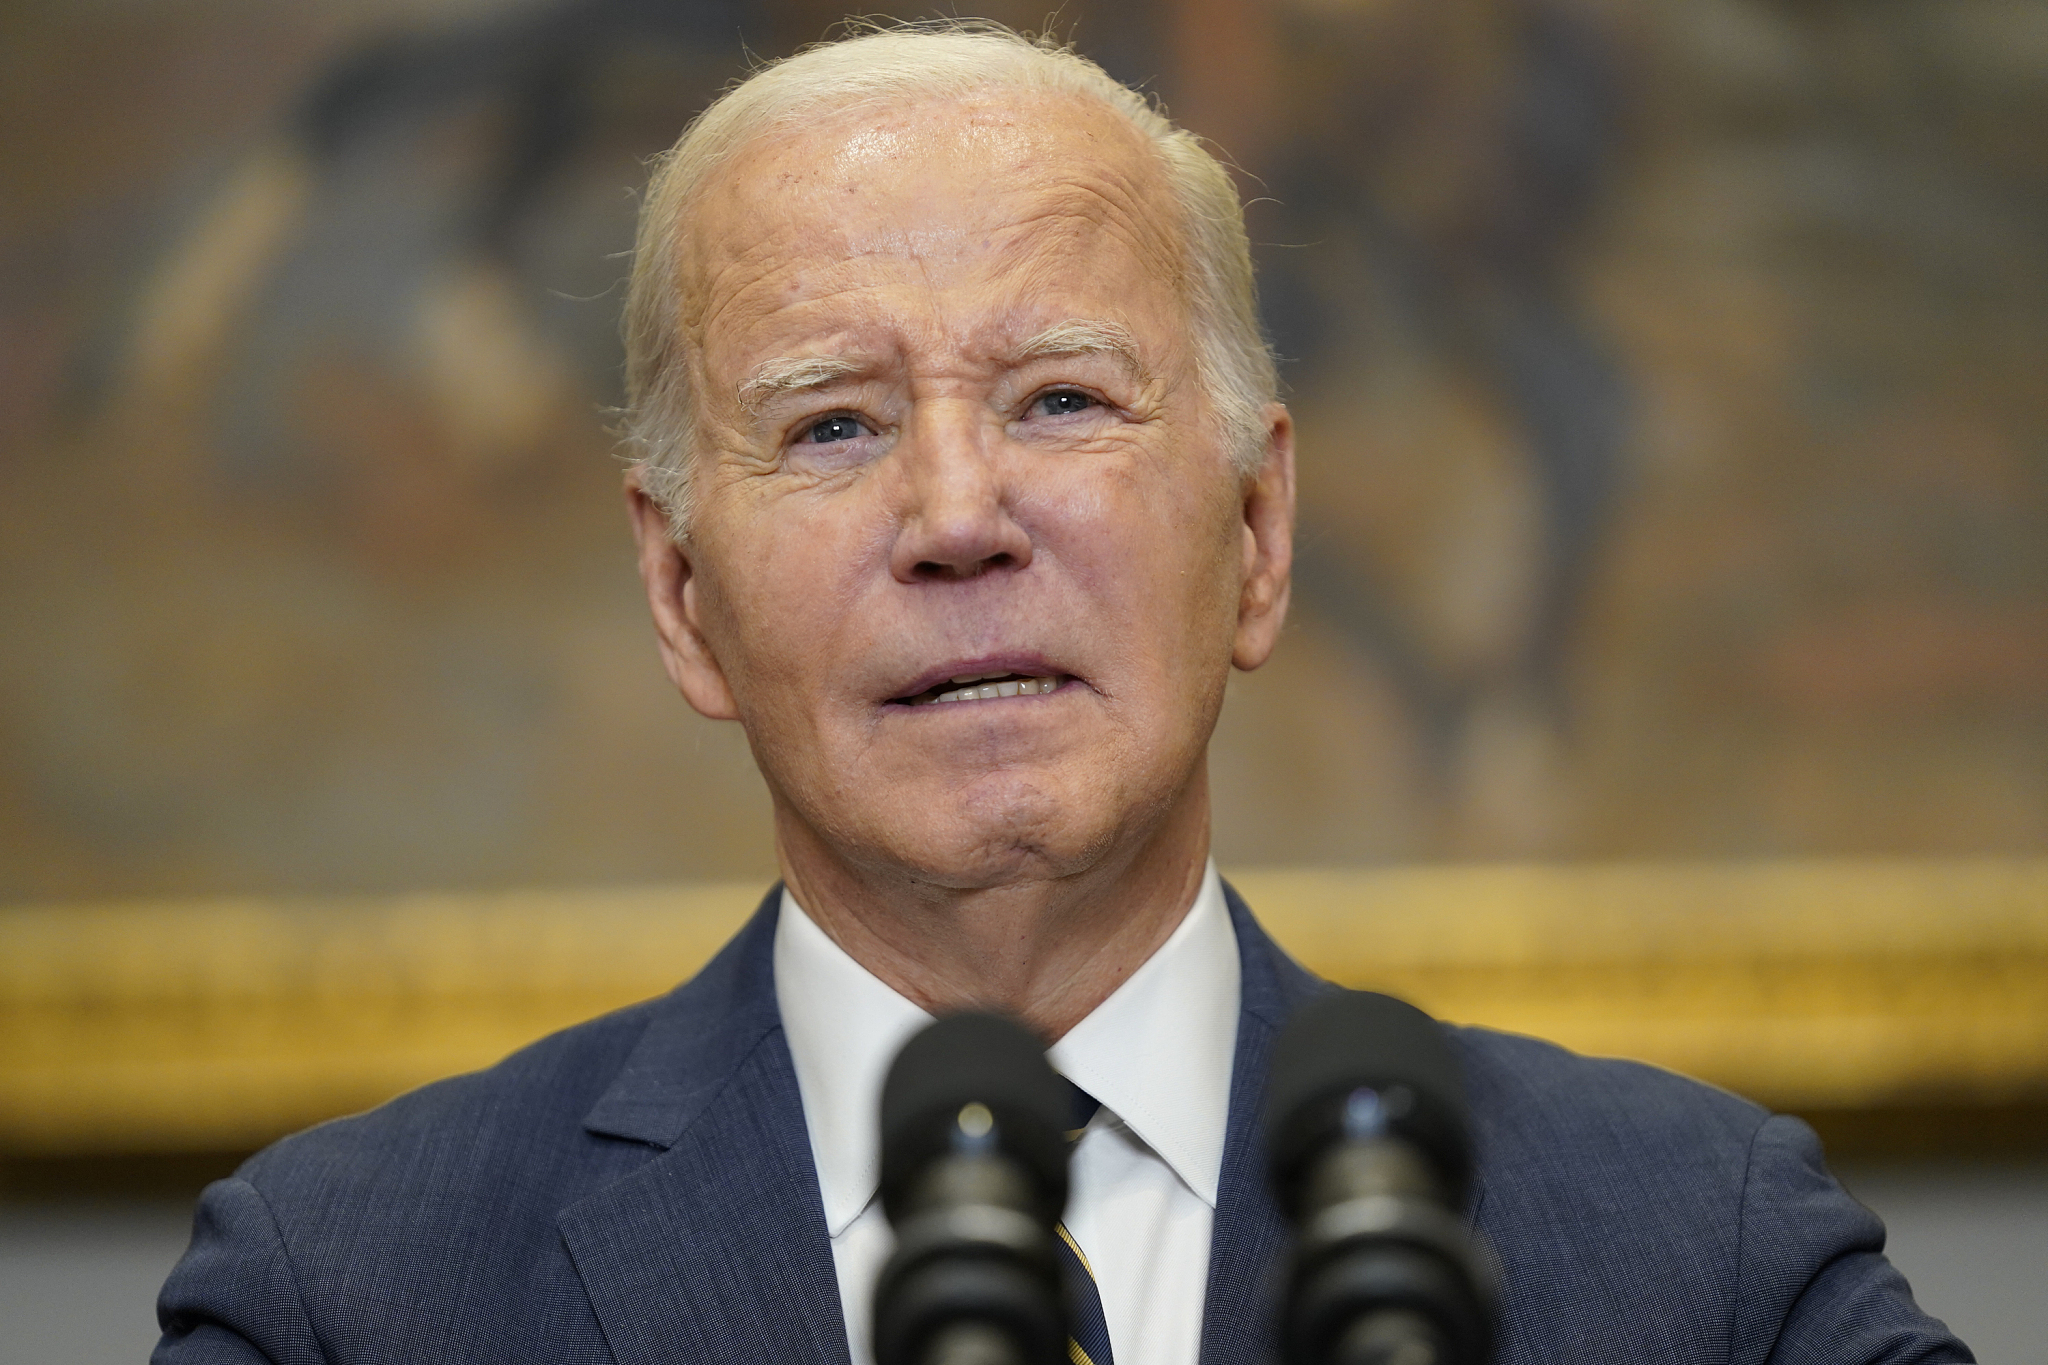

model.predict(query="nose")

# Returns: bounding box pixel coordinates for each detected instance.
[887,402,1034,583]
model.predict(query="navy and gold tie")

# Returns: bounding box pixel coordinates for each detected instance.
[1057,1082,1114,1365]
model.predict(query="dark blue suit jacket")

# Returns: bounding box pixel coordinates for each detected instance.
[156,886,1971,1363]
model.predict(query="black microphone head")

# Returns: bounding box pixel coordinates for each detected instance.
[1265,990,1472,1210]
[879,1011,1070,1225]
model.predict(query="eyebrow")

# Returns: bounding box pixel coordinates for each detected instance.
[1010,319,1149,383]
[736,355,866,415]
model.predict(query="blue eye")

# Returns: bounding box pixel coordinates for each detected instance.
[803,415,866,444]
[1034,390,1095,418]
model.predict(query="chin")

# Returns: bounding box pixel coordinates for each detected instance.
[878,776,1119,891]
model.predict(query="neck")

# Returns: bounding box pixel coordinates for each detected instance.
[774,772,1212,1041]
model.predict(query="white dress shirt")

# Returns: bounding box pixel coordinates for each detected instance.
[774,861,1242,1365]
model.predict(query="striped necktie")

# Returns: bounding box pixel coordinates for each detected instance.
[1058,1082,1114,1365]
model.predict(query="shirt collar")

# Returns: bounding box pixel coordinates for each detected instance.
[774,888,932,1237]
[773,859,1241,1236]
[1046,861,1239,1207]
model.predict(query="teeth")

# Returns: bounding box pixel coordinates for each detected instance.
[920,676,1063,705]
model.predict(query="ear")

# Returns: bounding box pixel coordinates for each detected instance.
[1232,403,1296,672]
[625,473,741,721]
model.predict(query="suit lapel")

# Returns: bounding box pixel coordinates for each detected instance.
[1199,886,1492,1365]
[559,889,851,1365]
[1200,882,1331,1365]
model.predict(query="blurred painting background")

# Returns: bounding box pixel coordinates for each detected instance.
[3,0,2046,1358]
[7,0,2047,898]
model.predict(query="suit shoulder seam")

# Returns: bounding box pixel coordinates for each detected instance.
[238,1173,334,1365]
[1730,1110,1785,1365]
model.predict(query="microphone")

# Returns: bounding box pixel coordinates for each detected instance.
[1266,990,1497,1365]
[873,1011,1072,1365]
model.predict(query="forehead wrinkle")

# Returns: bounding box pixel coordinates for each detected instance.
[975,184,1191,337]
[684,229,817,350]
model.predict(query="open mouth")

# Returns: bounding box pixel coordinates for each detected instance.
[891,671,1070,707]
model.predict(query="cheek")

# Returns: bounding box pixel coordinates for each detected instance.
[696,513,858,695]
[1019,450,1243,648]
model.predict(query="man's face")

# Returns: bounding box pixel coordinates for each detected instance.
[635,91,1291,891]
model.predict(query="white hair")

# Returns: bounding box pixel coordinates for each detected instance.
[619,19,1277,534]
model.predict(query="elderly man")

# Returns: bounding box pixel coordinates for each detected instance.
[155,23,1968,1365]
